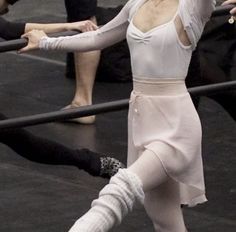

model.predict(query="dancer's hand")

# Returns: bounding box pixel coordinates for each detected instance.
[222,0,236,15]
[68,20,98,32]
[19,30,47,53]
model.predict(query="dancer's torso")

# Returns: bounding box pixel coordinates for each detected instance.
[126,0,192,80]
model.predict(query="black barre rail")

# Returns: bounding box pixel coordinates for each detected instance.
[0,4,235,53]
[0,81,235,129]
[0,30,78,53]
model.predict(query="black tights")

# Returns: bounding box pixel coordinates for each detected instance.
[0,114,101,177]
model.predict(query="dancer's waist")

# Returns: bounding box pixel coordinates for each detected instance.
[133,78,187,96]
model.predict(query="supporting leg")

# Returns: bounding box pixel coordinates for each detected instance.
[144,180,186,232]
[64,15,101,124]
[63,0,100,124]
[129,150,187,232]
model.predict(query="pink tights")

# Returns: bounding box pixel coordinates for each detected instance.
[68,149,187,232]
[129,149,187,232]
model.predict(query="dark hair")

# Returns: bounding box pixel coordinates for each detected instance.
[6,0,19,5]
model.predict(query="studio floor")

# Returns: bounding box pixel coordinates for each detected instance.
[0,1,235,231]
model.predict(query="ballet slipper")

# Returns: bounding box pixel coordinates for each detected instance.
[61,103,96,124]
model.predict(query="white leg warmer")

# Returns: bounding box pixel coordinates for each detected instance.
[68,169,144,232]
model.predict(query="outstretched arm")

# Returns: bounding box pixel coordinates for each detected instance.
[25,20,98,34]
[19,0,134,53]
[0,17,97,40]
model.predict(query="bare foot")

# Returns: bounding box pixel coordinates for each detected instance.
[62,103,96,124]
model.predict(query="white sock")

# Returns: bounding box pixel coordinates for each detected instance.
[68,169,144,232]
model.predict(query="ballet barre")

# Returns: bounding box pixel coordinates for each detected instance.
[0,81,235,129]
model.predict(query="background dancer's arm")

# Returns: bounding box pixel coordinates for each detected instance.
[0,17,97,40]
[20,0,134,53]
[24,20,98,34]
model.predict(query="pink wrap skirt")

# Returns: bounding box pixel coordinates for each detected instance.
[127,78,207,206]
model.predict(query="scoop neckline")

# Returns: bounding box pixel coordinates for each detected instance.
[131,0,180,35]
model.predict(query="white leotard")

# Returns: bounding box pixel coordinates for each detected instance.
[40,0,216,80]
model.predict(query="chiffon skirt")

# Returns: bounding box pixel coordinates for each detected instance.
[127,78,207,207]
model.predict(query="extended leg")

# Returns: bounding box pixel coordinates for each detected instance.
[0,113,124,178]
[68,168,144,232]
[68,149,186,232]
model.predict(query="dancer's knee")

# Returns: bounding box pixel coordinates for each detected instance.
[144,180,186,232]
[128,148,168,191]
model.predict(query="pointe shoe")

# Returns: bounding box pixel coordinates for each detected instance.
[61,103,96,124]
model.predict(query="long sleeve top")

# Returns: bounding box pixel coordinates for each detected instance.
[40,0,216,79]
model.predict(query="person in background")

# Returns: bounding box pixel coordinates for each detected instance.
[63,0,100,124]
[0,0,125,181]
[0,0,100,124]
[0,113,124,179]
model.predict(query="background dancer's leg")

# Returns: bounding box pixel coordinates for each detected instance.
[0,113,124,178]
[64,0,100,124]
